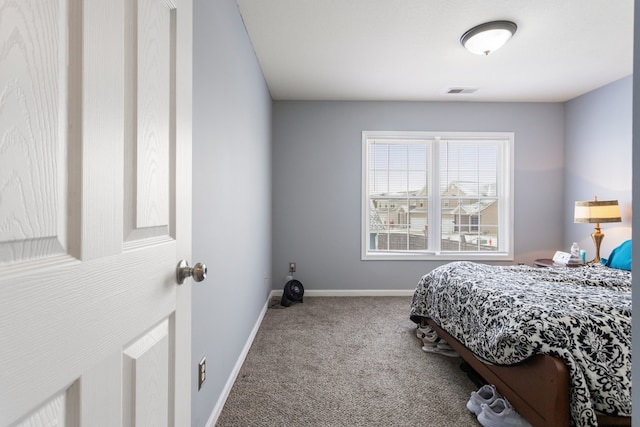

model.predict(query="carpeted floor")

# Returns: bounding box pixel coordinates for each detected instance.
[216,296,480,426]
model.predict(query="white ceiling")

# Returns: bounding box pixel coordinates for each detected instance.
[234,0,634,102]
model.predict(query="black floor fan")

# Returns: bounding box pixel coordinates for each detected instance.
[281,279,304,307]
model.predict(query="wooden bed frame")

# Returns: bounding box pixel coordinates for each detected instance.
[426,319,631,427]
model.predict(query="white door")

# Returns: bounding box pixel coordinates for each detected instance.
[0,0,194,425]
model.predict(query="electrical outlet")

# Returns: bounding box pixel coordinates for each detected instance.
[289,262,296,273]
[198,357,206,390]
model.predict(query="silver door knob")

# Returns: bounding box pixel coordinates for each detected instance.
[176,260,207,285]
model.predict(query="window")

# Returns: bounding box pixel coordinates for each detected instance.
[362,131,513,260]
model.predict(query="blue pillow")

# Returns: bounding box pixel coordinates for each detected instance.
[601,240,632,271]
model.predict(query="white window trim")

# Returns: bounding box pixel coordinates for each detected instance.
[361,131,514,261]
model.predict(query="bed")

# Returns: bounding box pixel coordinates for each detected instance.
[409,260,631,427]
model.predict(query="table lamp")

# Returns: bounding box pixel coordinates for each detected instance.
[574,197,621,264]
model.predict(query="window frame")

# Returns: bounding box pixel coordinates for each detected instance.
[361,131,514,261]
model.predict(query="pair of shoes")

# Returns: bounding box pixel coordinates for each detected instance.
[416,325,439,344]
[477,398,532,427]
[417,325,460,357]
[467,384,499,415]
[416,325,460,357]
[421,340,459,357]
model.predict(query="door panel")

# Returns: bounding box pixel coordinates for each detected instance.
[135,0,172,230]
[123,320,170,426]
[13,393,66,427]
[124,0,175,244]
[0,0,69,265]
[0,0,193,425]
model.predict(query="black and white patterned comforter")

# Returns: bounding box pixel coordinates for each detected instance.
[409,261,631,427]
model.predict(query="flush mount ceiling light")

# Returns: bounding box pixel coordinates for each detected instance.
[461,20,517,55]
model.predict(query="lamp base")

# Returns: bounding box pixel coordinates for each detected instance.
[591,225,604,265]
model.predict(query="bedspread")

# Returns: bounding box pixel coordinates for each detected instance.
[409,261,631,427]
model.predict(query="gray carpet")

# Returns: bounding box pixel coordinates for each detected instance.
[216,296,480,426]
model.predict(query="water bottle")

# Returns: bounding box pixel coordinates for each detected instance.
[570,242,581,264]
[570,242,580,258]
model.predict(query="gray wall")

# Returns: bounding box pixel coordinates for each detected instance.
[564,76,633,257]
[192,0,272,425]
[272,102,565,291]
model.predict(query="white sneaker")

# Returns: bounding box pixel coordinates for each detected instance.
[417,325,459,356]
[466,384,499,415]
[421,344,460,357]
[436,341,454,351]
[416,325,439,343]
[477,398,532,427]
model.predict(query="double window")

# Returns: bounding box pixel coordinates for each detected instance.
[362,131,513,260]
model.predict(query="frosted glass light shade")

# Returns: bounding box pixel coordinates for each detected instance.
[461,21,517,56]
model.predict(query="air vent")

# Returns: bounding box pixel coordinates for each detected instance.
[446,87,478,94]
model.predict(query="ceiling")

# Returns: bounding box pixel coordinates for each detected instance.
[234,0,634,102]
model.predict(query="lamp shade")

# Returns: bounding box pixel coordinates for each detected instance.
[574,199,621,223]
[461,21,517,55]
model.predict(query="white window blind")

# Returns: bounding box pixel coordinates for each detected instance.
[362,131,513,260]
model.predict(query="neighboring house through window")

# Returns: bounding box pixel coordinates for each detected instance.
[362,131,514,260]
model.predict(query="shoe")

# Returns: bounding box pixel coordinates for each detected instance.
[421,344,460,357]
[466,384,499,415]
[416,325,439,344]
[421,339,439,349]
[477,398,532,427]
[436,341,454,351]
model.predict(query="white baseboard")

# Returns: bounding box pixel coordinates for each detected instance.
[204,289,414,426]
[205,296,271,427]
[270,289,415,297]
